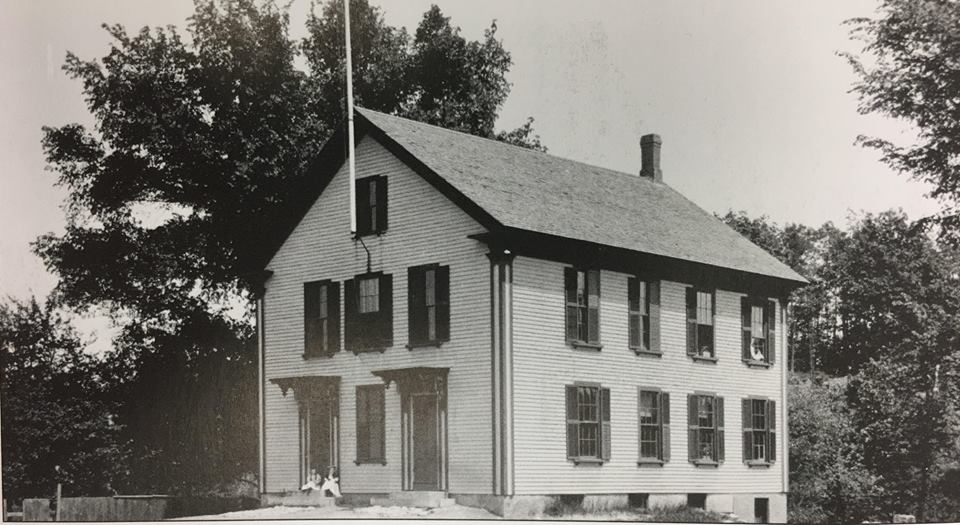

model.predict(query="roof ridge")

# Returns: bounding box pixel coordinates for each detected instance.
[356,106,664,186]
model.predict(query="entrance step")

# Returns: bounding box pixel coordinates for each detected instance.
[261,492,339,507]
[370,491,455,508]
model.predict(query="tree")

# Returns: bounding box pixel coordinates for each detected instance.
[0,297,129,500]
[845,0,960,243]
[788,375,881,523]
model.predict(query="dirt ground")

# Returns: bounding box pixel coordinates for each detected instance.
[175,503,501,520]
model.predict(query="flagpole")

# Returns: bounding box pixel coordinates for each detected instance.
[344,0,357,236]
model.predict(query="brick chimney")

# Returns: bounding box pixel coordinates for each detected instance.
[640,134,662,182]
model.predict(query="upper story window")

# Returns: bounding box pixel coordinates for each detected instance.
[407,264,450,347]
[741,297,776,365]
[687,393,725,465]
[742,398,776,464]
[303,280,340,358]
[565,268,601,348]
[345,272,393,352]
[356,175,387,236]
[565,383,611,463]
[686,288,715,360]
[638,389,670,463]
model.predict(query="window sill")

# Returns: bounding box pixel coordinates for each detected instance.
[570,457,605,465]
[637,459,665,467]
[691,460,720,467]
[352,230,386,239]
[690,355,718,364]
[354,460,388,466]
[352,347,387,355]
[302,352,336,360]
[406,340,445,350]
[746,460,773,468]
[569,341,603,351]
[632,347,662,357]
[744,359,772,368]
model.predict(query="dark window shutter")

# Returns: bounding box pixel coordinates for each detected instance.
[686,288,697,355]
[741,297,752,361]
[378,274,393,347]
[304,282,321,356]
[436,265,450,342]
[356,386,369,461]
[767,400,776,462]
[356,179,371,235]
[661,392,670,461]
[375,176,388,232]
[628,277,640,348]
[564,268,578,342]
[649,281,661,353]
[566,385,578,459]
[407,267,425,343]
[329,281,341,354]
[371,385,385,461]
[716,396,725,462]
[587,270,601,344]
[687,394,698,462]
[344,278,358,350]
[742,398,753,462]
[767,300,777,364]
[601,387,611,461]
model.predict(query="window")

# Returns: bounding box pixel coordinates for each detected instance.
[742,398,776,464]
[686,288,715,359]
[687,393,724,464]
[407,264,450,346]
[345,272,393,352]
[304,280,340,357]
[356,384,385,464]
[565,384,610,462]
[356,175,387,236]
[741,297,776,364]
[565,268,600,347]
[638,389,670,462]
[359,277,379,313]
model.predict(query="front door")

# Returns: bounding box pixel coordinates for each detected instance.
[410,392,440,490]
[302,399,338,484]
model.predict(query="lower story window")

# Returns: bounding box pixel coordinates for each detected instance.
[687,393,724,464]
[742,397,776,463]
[565,384,610,462]
[638,389,670,462]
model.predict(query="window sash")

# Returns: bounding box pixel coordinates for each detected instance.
[693,395,718,461]
[359,277,379,313]
[629,278,651,350]
[639,390,661,459]
[570,385,603,459]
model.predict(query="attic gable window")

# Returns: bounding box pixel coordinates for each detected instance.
[356,175,388,236]
[741,297,776,366]
[686,288,715,360]
[565,268,601,348]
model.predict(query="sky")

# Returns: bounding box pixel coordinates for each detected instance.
[0,1,941,348]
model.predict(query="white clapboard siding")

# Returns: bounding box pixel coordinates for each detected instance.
[263,137,492,494]
[511,256,785,495]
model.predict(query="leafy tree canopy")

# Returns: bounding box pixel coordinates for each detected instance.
[845,0,960,242]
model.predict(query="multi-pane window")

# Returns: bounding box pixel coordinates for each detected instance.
[686,288,715,358]
[638,389,670,462]
[565,268,600,346]
[345,273,393,352]
[628,278,651,351]
[359,277,379,313]
[356,175,387,236]
[687,393,724,464]
[408,264,450,346]
[742,398,776,463]
[356,384,385,464]
[741,297,776,363]
[565,384,611,462]
[304,280,340,357]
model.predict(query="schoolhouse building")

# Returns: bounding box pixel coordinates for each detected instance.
[253,108,806,521]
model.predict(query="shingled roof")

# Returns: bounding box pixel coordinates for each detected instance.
[355,108,805,284]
